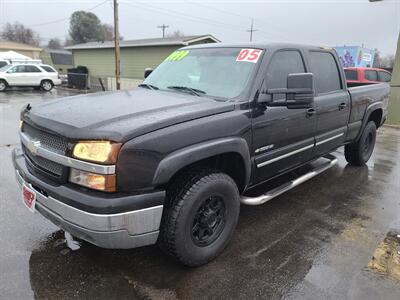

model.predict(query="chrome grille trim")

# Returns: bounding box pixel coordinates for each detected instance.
[23,123,68,154]
[23,145,64,176]
[20,132,115,175]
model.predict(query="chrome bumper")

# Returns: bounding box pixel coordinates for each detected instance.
[15,170,163,249]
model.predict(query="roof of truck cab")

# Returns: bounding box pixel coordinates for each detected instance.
[182,42,330,51]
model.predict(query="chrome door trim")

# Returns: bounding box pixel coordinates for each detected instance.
[257,143,314,168]
[315,133,344,146]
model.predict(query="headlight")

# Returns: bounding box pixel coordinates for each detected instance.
[69,168,116,192]
[73,141,121,164]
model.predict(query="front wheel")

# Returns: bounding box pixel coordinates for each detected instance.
[345,121,377,166]
[40,80,54,91]
[158,169,240,266]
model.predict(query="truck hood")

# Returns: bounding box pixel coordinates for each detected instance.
[24,88,235,142]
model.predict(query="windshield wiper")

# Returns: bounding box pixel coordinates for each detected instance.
[167,86,206,96]
[138,83,159,90]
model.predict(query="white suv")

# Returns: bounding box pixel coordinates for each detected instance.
[0,63,62,92]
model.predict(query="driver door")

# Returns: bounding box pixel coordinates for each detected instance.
[252,50,317,183]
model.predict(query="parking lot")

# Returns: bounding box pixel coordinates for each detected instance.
[1,88,400,299]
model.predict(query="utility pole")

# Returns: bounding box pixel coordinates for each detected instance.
[247,18,257,42]
[113,0,121,90]
[157,24,169,38]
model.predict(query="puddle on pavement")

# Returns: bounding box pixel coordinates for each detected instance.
[368,232,400,281]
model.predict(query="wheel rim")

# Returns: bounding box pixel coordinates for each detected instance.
[363,132,373,155]
[0,82,5,91]
[42,82,52,90]
[191,196,226,247]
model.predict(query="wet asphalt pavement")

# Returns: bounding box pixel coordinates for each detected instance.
[1,88,400,300]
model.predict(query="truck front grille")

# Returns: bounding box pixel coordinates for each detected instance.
[22,123,69,181]
[23,123,68,155]
[23,145,64,176]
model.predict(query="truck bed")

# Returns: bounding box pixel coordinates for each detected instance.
[347,83,391,125]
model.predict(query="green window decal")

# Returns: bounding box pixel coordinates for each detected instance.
[165,50,189,61]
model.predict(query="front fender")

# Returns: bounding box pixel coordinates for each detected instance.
[152,137,251,187]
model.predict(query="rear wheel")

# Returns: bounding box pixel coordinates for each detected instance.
[158,169,240,266]
[345,121,376,166]
[0,79,7,92]
[40,80,54,91]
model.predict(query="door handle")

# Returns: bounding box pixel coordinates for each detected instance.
[306,108,316,117]
[339,103,347,110]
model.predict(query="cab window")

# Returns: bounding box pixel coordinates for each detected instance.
[266,50,306,99]
[309,51,342,94]
[378,71,391,83]
[364,70,378,81]
[344,69,358,81]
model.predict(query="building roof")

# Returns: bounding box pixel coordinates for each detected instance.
[0,40,42,51]
[64,35,220,50]
[43,48,72,55]
[0,50,32,60]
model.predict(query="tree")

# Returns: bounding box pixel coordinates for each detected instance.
[47,38,62,49]
[102,24,114,41]
[166,30,185,38]
[373,49,395,69]
[381,54,395,69]
[0,22,40,46]
[69,11,104,44]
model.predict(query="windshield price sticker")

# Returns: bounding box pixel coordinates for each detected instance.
[236,49,262,63]
[165,50,189,61]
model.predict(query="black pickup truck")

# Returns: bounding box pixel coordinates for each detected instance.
[13,43,390,266]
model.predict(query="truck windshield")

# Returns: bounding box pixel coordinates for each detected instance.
[143,48,263,99]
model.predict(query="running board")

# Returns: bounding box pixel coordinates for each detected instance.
[240,154,338,206]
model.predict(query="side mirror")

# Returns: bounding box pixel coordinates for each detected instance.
[261,73,315,109]
[144,68,153,79]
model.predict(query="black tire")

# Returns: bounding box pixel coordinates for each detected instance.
[40,80,54,91]
[0,79,7,92]
[158,169,240,267]
[345,121,376,166]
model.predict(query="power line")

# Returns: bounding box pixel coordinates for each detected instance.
[185,1,296,42]
[122,1,246,32]
[157,24,169,38]
[27,0,110,27]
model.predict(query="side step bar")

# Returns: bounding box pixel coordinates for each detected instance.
[240,154,338,206]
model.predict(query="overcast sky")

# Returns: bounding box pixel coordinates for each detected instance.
[0,0,399,55]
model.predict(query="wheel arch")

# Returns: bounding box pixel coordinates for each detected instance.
[152,137,251,193]
[356,102,383,141]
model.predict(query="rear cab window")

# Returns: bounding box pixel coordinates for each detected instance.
[344,69,358,81]
[378,71,391,82]
[308,51,342,94]
[364,70,378,81]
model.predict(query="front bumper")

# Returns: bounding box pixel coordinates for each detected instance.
[13,148,165,249]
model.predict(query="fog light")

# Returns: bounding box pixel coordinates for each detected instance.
[69,169,116,192]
